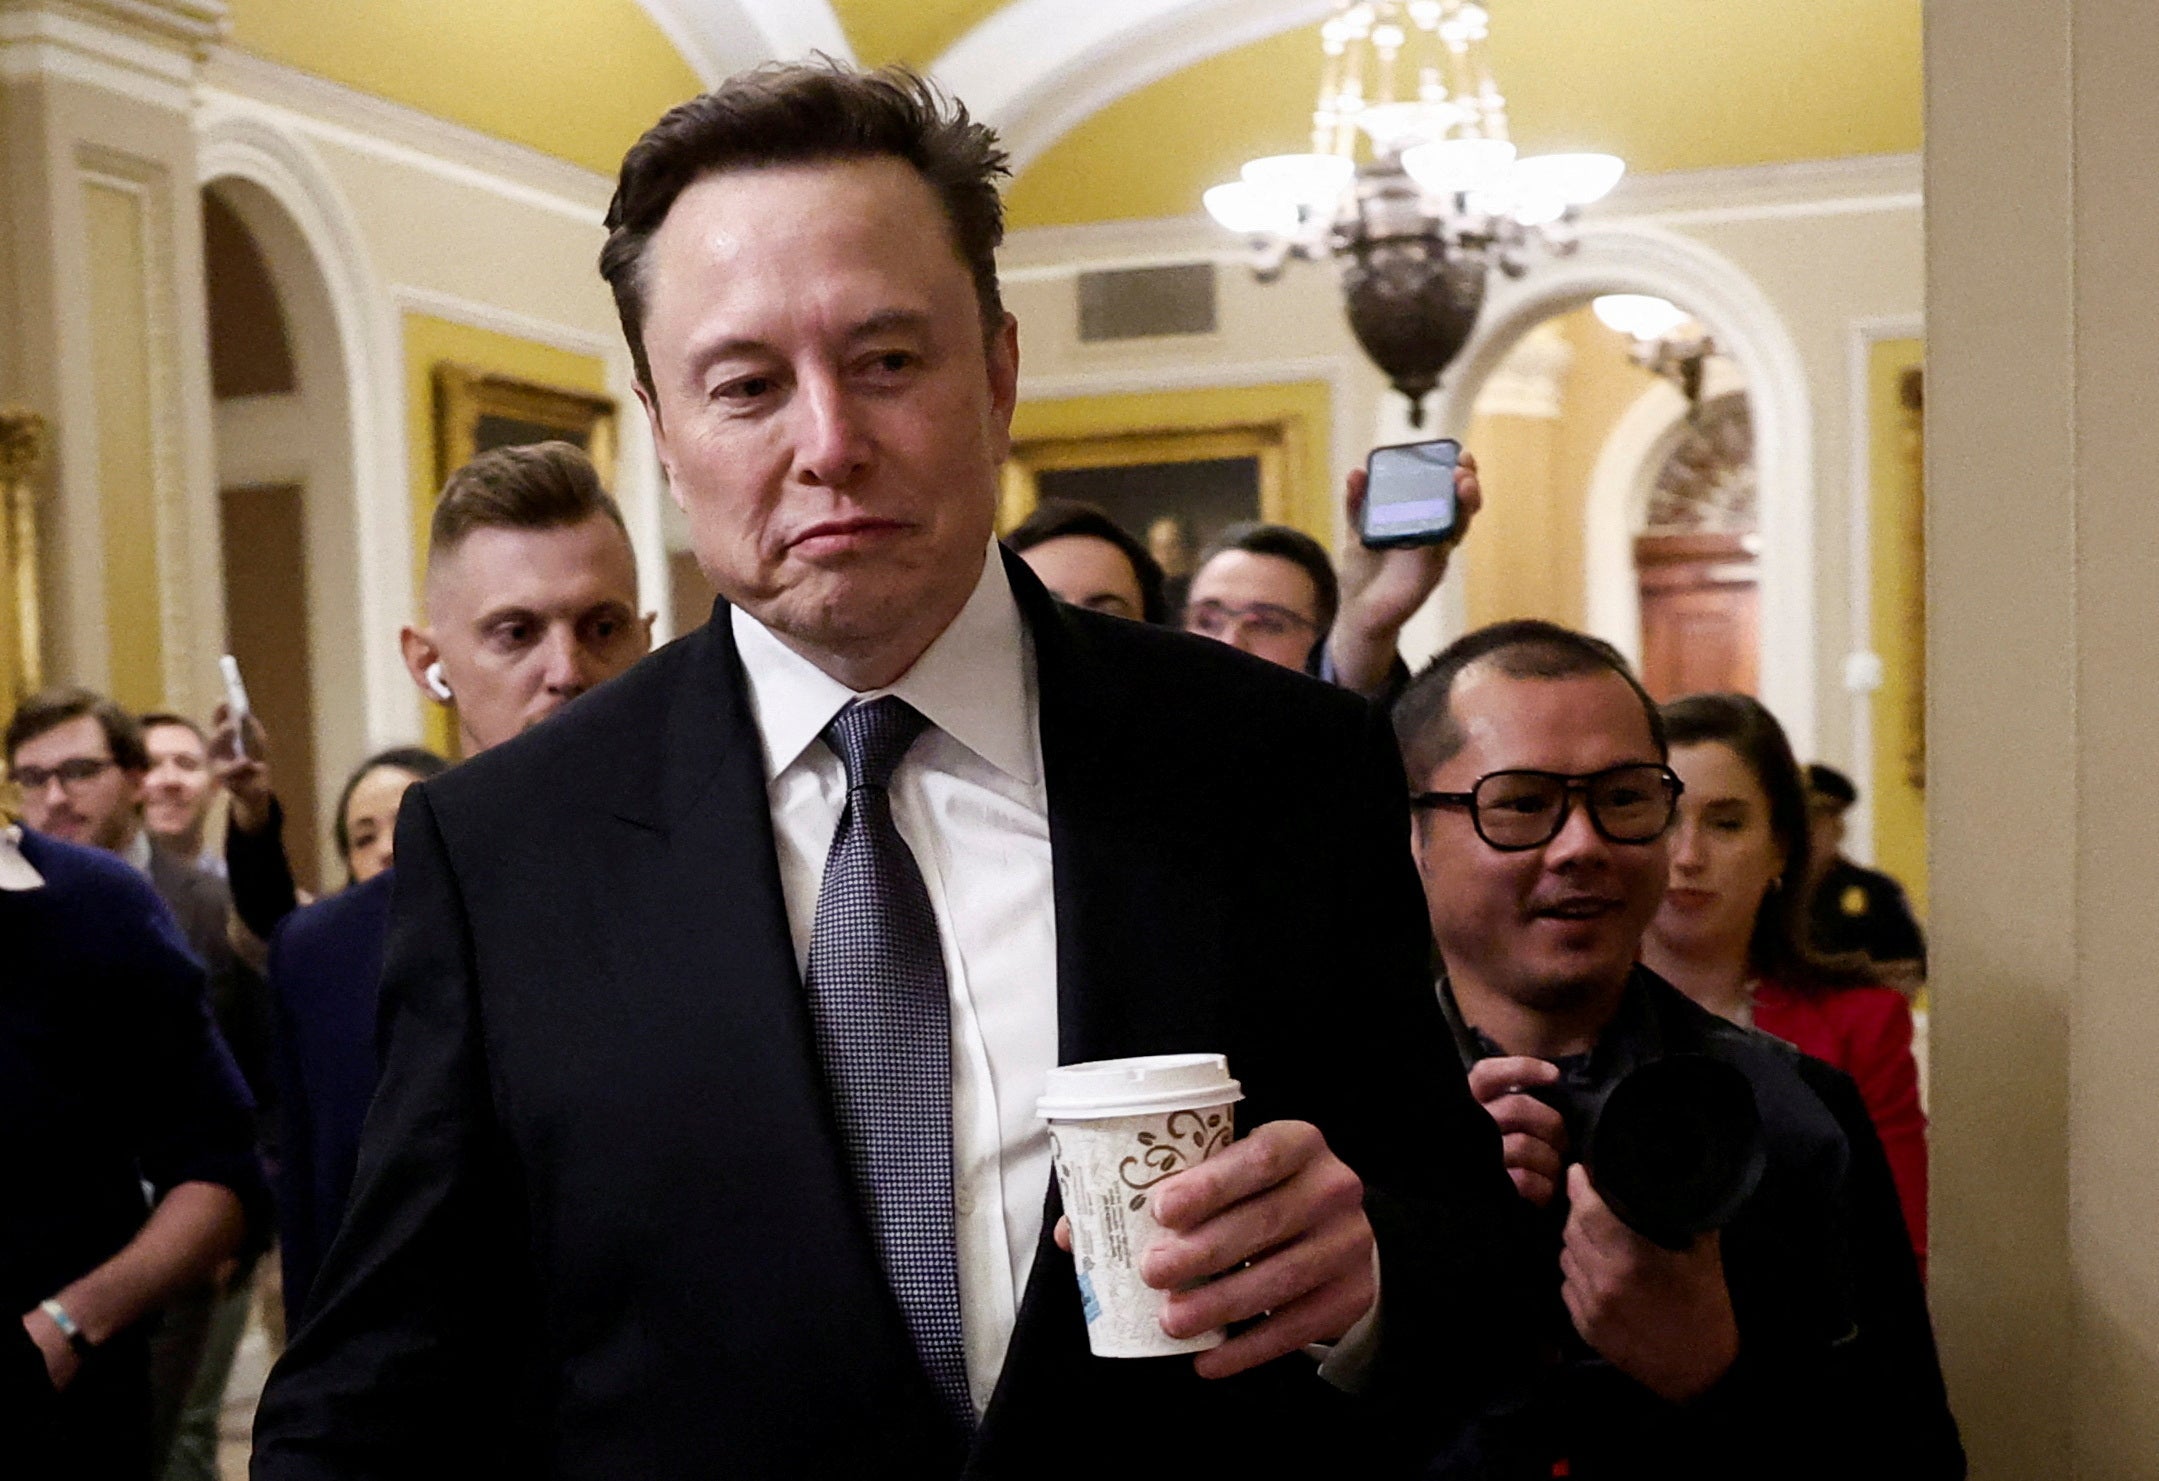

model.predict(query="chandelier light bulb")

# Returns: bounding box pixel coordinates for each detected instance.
[1593,294,1694,342]
[1512,151,1627,207]
[1203,181,1301,237]
[1354,100,1461,155]
[1241,153,1357,212]
[1400,136,1517,197]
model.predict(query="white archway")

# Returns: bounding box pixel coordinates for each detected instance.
[196,107,422,777]
[1424,224,1819,753]
[933,0,1324,171]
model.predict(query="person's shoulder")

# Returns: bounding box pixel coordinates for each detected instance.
[424,627,706,815]
[278,870,395,949]
[16,827,152,898]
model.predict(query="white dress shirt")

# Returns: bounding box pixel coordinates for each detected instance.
[0,824,44,891]
[731,547,1057,1413]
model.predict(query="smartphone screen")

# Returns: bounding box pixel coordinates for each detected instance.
[1360,438,1461,548]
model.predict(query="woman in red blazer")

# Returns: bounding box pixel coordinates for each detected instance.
[1640,693,1929,1276]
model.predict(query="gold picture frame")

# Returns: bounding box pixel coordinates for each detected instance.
[998,423,1296,536]
[1,407,48,708]
[433,364,618,489]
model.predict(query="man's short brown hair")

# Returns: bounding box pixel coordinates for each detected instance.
[6,686,150,773]
[599,60,1011,396]
[429,441,628,568]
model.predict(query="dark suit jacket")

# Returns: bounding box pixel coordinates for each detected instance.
[251,555,1533,1479]
[148,840,276,1149]
[266,871,395,1320]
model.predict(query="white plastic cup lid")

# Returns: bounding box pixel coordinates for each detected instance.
[1036,1053,1243,1121]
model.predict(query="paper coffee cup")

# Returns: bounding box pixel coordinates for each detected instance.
[1037,1053,1244,1358]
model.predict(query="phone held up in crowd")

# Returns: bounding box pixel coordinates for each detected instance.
[1358,437,1462,549]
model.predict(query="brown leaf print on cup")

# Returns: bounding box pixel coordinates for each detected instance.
[1118,1109,1234,1204]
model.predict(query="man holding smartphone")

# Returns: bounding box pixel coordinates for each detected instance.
[1179,448,1482,692]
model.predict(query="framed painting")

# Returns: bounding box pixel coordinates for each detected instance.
[433,364,618,488]
[999,423,1295,591]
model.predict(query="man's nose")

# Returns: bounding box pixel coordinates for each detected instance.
[1542,792,1611,867]
[1667,817,1706,870]
[537,626,596,695]
[792,372,871,487]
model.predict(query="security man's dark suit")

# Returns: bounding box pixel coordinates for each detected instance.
[250,553,1537,1479]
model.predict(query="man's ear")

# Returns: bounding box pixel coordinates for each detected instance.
[400,626,447,705]
[986,311,1020,462]
[639,611,658,654]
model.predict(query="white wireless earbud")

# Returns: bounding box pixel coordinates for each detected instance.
[423,661,454,702]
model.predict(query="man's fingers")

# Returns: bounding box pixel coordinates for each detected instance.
[1190,1279,1376,1381]
[1150,1121,1322,1231]
[1509,1166,1558,1208]
[1466,1056,1560,1107]
[1343,465,1369,521]
[1143,1155,1361,1288]
[1156,1212,1371,1337]
[1052,1215,1071,1253]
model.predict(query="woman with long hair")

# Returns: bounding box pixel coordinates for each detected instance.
[1642,692,1929,1272]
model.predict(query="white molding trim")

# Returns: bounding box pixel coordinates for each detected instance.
[0,4,202,108]
[200,49,614,225]
[935,0,1326,174]
[78,156,201,700]
[389,284,616,360]
[1474,325,1575,421]
[1843,312,1925,865]
[1581,359,1747,666]
[1000,153,1923,272]
[636,0,851,78]
[1426,223,1820,755]
[735,0,851,63]
[196,104,420,748]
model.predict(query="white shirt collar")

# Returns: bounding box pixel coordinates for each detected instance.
[0,824,45,891]
[122,826,154,876]
[731,544,1038,786]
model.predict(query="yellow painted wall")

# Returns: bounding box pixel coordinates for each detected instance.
[1007,0,1920,228]
[224,0,701,176]
[1868,337,1927,917]
[1009,380,1335,545]
[832,0,1002,69]
[83,180,164,711]
[402,314,608,751]
[1463,308,1658,632]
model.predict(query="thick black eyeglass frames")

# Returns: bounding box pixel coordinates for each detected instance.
[1411,763,1684,851]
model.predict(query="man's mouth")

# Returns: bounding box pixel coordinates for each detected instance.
[1533,896,1621,922]
[788,517,911,552]
[1662,887,1717,911]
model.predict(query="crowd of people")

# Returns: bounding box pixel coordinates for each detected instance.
[4,58,1958,1481]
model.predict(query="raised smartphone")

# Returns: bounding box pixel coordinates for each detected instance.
[1358,437,1461,549]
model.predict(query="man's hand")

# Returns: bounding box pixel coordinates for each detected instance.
[1327,450,1483,696]
[1466,1057,1569,1208]
[1559,1165,1739,1402]
[20,1310,78,1394]
[1054,1121,1374,1379]
[209,702,274,834]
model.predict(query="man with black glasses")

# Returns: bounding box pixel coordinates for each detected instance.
[1393,620,1962,1481]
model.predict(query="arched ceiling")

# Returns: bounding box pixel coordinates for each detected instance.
[221,0,1919,227]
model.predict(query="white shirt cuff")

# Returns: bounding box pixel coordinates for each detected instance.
[1306,1247,1383,1394]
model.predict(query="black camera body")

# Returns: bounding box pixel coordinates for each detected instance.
[1531,1052,1768,1250]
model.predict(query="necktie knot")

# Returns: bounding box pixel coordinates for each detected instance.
[825,696,931,793]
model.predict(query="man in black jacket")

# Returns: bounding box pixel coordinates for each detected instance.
[250,61,1532,1479]
[1394,619,1963,1479]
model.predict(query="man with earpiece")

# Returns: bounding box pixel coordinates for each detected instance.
[246,441,654,1321]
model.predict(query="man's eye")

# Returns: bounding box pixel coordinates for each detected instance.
[864,350,917,376]
[715,375,776,401]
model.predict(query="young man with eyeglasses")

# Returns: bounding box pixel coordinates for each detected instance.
[1394,621,1962,1481]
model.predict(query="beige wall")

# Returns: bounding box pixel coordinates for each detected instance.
[1928,0,2159,1472]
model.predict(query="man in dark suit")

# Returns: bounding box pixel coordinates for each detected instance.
[252,63,1531,1478]
[245,441,653,1320]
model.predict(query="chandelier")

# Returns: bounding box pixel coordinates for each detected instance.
[1593,295,1717,418]
[1203,1,1624,424]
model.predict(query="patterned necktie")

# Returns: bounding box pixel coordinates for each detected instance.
[804,696,974,1430]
